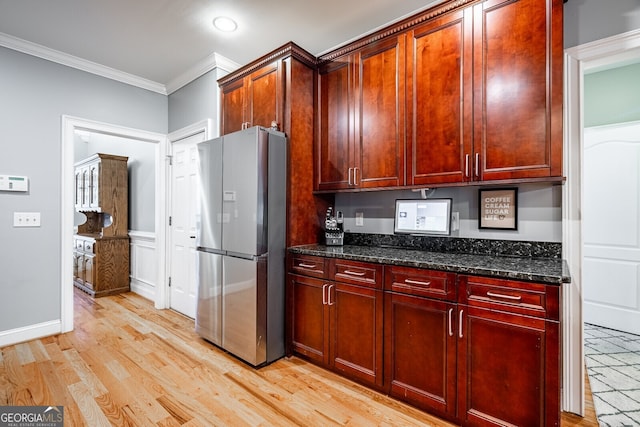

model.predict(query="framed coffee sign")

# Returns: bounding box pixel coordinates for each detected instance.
[478,188,518,230]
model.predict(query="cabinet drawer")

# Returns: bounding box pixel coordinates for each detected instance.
[459,275,560,320]
[83,240,95,253]
[385,266,456,301]
[331,259,382,289]
[288,254,327,279]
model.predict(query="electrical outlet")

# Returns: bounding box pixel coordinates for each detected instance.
[355,212,364,226]
[13,212,41,227]
[451,212,459,231]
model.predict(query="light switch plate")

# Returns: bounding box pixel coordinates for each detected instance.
[13,212,41,227]
[355,212,364,226]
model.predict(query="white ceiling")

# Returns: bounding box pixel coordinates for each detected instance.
[0,0,445,93]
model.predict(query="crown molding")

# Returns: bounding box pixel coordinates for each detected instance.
[317,0,477,64]
[217,41,317,86]
[0,32,167,94]
[165,52,240,95]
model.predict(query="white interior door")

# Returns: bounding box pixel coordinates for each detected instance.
[169,133,205,318]
[583,121,640,335]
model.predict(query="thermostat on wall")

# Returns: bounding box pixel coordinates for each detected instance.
[0,175,29,192]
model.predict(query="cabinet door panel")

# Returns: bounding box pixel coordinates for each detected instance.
[289,274,328,364]
[385,292,457,417]
[331,283,383,387]
[458,306,547,427]
[407,10,472,185]
[356,37,405,188]
[474,0,561,180]
[221,79,245,135]
[249,62,281,129]
[84,255,94,290]
[316,60,352,190]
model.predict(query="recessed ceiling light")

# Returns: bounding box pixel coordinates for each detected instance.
[213,16,238,32]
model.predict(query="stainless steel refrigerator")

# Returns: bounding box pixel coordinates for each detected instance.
[195,126,286,367]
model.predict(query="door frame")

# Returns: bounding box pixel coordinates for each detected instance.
[61,115,168,332]
[563,28,640,415]
[164,119,214,310]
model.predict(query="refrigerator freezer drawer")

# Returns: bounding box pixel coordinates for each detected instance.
[222,255,267,366]
[195,251,223,346]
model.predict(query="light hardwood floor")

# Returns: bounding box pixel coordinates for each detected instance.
[0,289,599,426]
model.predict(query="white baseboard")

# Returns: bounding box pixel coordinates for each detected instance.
[130,278,156,302]
[0,320,61,348]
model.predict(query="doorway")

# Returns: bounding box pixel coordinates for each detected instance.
[583,120,640,335]
[167,120,213,318]
[61,116,167,332]
[564,29,640,415]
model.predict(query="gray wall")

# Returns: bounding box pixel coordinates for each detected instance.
[585,62,640,127]
[0,47,167,332]
[336,183,562,242]
[75,133,156,232]
[168,68,228,134]
[564,0,640,48]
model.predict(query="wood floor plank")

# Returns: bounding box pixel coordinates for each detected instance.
[0,289,600,426]
[68,381,112,427]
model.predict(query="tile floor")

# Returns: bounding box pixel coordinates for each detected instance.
[584,323,640,426]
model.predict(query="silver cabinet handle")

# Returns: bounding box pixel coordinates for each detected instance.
[348,167,352,185]
[448,308,453,337]
[486,291,522,301]
[465,154,470,178]
[404,279,431,287]
[354,167,359,186]
[459,309,464,338]
[299,263,316,269]
[322,284,328,305]
[475,153,479,177]
[343,270,365,276]
[328,284,334,306]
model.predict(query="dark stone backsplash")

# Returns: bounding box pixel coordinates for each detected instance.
[343,233,562,259]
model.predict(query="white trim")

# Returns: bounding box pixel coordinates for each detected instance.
[166,52,239,95]
[0,321,61,348]
[167,119,214,142]
[161,120,214,311]
[563,28,640,416]
[61,116,168,329]
[1,31,240,96]
[0,32,167,95]
[129,231,157,302]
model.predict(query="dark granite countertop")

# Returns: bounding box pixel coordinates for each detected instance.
[288,244,571,285]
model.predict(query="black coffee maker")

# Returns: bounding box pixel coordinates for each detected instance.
[324,207,344,246]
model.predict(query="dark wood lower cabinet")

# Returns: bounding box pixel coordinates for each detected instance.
[288,269,384,389]
[332,283,383,388]
[384,292,457,419]
[289,273,328,365]
[458,306,557,427]
[288,258,561,426]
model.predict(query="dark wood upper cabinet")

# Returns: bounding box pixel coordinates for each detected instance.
[220,78,246,136]
[316,59,352,191]
[316,0,563,191]
[407,8,472,186]
[473,0,564,181]
[220,61,281,134]
[355,36,406,189]
[219,43,330,247]
[316,36,405,191]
